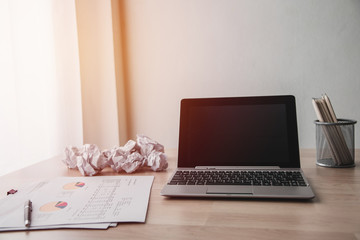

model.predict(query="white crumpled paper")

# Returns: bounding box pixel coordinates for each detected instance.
[105,140,144,173]
[63,135,168,176]
[63,144,108,176]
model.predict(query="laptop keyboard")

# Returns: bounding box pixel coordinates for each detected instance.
[168,170,307,187]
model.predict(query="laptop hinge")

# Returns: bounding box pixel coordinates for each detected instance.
[195,166,281,170]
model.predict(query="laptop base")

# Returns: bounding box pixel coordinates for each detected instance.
[161,185,315,199]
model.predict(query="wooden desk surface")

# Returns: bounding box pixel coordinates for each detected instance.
[0,149,360,240]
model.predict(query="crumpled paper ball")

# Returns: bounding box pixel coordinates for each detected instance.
[137,134,165,156]
[136,135,168,171]
[146,150,168,172]
[63,135,168,176]
[105,140,144,173]
[63,144,108,176]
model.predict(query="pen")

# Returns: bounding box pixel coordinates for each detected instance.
[24,200,32,227]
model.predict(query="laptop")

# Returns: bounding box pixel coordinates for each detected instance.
[161,95,315,199]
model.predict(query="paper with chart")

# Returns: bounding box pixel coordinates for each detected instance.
[0,176,154,230]
[0,181,114,231]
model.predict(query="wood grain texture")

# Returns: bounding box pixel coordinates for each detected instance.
[0,149,359,240]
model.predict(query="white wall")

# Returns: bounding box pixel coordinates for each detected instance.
[121,0,360,149]
[0,0,83,176]
[76,0,121,149]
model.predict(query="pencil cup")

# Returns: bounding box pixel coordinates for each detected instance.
[315,119,357,168]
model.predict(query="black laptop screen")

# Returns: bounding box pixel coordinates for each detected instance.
[178,96,300,168]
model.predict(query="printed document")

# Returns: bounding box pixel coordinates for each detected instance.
[0,176,154,231]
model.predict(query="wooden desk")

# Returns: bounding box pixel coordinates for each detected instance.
[0,149,360,240]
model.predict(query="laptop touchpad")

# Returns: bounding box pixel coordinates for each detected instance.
[207,186,253,194]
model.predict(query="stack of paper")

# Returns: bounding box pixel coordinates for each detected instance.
[312,94,353,165]
[0,176,154,231]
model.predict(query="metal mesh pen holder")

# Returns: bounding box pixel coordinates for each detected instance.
[315,119,357,168]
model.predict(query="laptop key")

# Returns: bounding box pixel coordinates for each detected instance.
[173,181,187,185]
[172,176,185,181]
[299,182,307,186]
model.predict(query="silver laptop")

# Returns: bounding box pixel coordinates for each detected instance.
[161,95,315,199]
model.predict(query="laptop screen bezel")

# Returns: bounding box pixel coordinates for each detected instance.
[177,95,301,168]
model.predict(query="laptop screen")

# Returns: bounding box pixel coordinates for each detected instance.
[178,95,300,168]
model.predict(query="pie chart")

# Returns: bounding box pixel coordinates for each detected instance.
[40,201,68,212]
[63,182,85,190]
